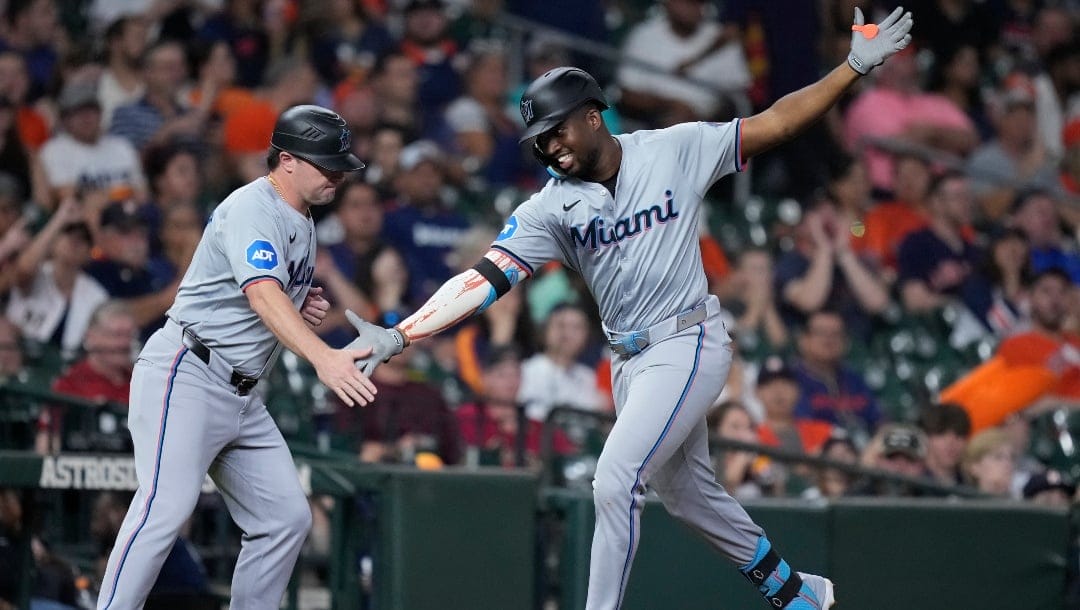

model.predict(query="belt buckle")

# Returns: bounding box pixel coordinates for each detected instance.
[231,372,257,396]
[676,304,707,332]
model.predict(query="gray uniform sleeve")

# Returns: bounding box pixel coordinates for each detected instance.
[489,194,564,276]
[220,200,291,291]
[668,120,746,195]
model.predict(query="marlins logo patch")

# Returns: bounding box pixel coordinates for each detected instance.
[520,98,534,124]
[339,127,351,153]
[246,239,279,270]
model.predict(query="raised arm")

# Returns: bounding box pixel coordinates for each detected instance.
[740,6,912,161]
[13,197,83,289]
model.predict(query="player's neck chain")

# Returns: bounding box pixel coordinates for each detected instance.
[266,174,290,205]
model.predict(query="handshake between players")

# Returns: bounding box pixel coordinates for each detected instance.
[344,309,409,375]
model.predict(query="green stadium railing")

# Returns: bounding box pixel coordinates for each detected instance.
[3,386,1076,610]
[0,448,540,610]
[539,405,992,498]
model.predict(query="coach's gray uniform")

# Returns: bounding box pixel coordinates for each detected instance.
[493,120,763,609]
[98,179,316,610]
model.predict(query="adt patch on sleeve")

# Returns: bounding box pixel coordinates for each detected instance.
[496,216,519,241]
[246,240,279,270]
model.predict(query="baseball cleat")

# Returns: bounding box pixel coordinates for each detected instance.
[794,572,836,609]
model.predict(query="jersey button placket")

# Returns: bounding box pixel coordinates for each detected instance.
[619,249,632,301]
[605,187,633,305]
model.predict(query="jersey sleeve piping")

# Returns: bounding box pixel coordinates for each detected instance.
[490,244,535,277]
[241,275,285,292]
[735,117,746,173]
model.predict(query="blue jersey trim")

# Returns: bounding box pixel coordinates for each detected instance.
[615,325,706,608]
[102,347,187,609]
[735,118,747,173]
[490,244,534,276]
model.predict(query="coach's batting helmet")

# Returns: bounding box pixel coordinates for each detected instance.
[271,105,365,172]
[518,67,608,143]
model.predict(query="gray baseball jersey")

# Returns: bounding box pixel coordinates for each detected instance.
[491,120,743,333]
[493,120,792,610]
[168,178,316,377]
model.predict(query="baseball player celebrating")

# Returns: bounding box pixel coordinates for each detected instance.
[349,8,912,610]
[97,105,377,609]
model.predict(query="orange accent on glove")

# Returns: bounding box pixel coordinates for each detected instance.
[852,23,879,39]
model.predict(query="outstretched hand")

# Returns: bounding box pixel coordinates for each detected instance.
[848,6,914,75]
[316,346,377,408]
[344,309,408,375]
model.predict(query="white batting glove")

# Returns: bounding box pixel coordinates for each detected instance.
[344,309,407,374]
[848,6,914,75]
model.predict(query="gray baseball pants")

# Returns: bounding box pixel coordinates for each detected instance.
[586,311,764,609]
[97,324,310,609]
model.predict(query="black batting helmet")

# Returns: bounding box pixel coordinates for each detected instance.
[518,67,608,143]
[271,105,365,172]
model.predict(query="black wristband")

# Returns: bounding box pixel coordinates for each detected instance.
[743,549,781,587]
[472,257,511,299]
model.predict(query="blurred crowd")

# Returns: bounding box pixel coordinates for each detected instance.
[1,0,1080,605]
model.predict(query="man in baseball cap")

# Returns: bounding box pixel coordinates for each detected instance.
[96,103,377,610]
[99,200,147,232]
[57,81,101,115]
[350,6,915,609]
